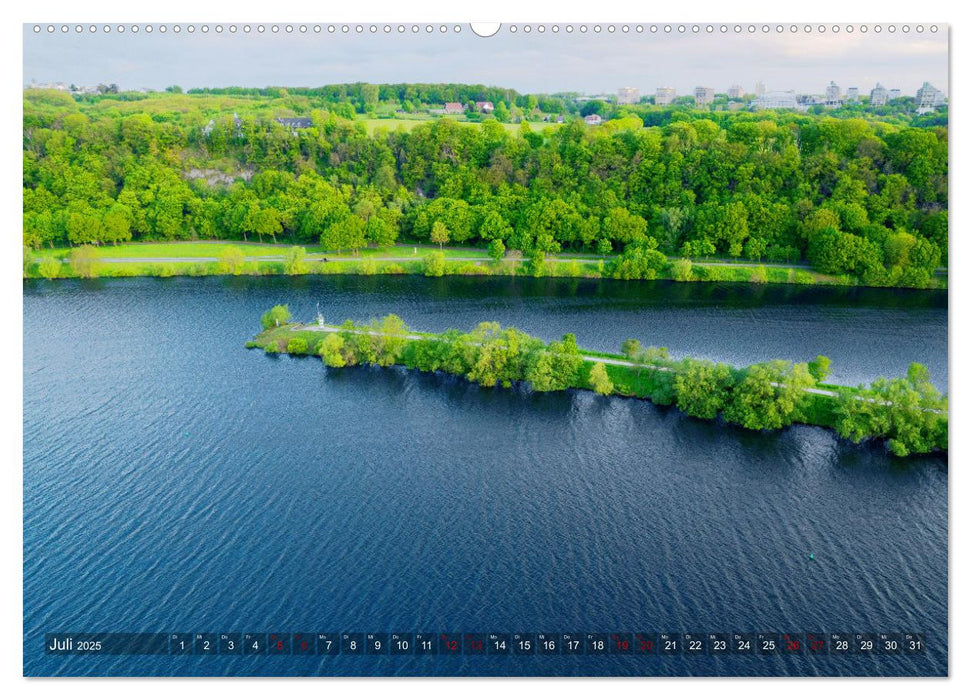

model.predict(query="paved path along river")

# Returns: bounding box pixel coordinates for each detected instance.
[294,322,847,399]
[81,248,948,276]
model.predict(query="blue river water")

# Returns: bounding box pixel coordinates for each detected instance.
[23,276,947,676]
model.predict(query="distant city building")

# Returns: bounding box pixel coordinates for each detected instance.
[916,81,946,112]
[584,114,603,126]
[474,101,494,113]
[846,87,859,101]
[728,84,744,99]
[617,87,640,105]
[870,83,889,106]
[655,86,677,106]
[825,81,842,107]
[694,86,715,106]
[755,80,766,96]
[29,81,69,91]
[751,91,801,111]
[889,88,902,100]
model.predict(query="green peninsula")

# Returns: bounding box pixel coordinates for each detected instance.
[248,307,948,457]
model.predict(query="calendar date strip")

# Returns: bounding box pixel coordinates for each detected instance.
[45,632,925,656]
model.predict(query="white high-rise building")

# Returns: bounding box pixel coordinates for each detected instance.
[846,87,859,101]
[694,86,714,106]
[825,81,841,107]
[870,83,889,106]
[617,87,640,105]
[916,81,946,110]
[751,91,800,110]
[755,80,766,96]
[889,88,902,100]
[655,87,677,105]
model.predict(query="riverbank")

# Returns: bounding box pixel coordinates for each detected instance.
[23,241,946,290]
[247,313,947,456]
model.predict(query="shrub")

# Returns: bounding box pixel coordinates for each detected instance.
[359,258,378,275]
[283,246,308,275]
[488,238,506,262]
[381,263,405,275]
[833,363,947,456]
[609,240,667,280]
[217,246,245,275]
[670,258,693,282]
[529,250,548,277]
[37,257,61,279]
[589,362,614,395]
[286,337,309,354]
[524,334,584,391]
[456,262,487,275]
[792,270,815,285]
[766,268,788,283]
[423,251,446,277]
[493,260,518,276]
[695,265,729,282]
[69,245,99,278]
[673,359,735,419]
[647,369,677,405]
[723,360,815,430]
[808,355,832,383]
[750,266,768,284]
[316,334,347,367]
[261,304,291,330]
[107,266,137,277]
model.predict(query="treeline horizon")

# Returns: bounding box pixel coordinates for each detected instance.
[24,87,948,288]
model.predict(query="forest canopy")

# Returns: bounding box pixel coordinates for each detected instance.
[23,86,948,287]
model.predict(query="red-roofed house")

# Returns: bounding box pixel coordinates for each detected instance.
[475,101,495,113]
[443,102,464,114]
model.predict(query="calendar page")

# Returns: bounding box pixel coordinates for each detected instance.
[21,18,948,679]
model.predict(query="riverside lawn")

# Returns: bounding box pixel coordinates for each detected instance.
[24,242,945,289]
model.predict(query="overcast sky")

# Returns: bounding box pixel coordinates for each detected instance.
[23,24,949,97]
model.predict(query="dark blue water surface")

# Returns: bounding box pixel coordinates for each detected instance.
[23,276,947,676]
